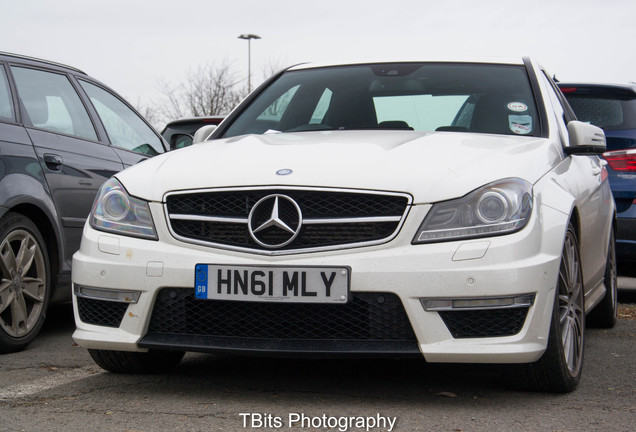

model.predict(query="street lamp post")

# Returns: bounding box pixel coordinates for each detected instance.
[238,33,261,93]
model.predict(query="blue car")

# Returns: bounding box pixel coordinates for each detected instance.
[559,83,636,270]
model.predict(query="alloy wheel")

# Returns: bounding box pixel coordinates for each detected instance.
[0,229,47,338]
[558,230,585,376]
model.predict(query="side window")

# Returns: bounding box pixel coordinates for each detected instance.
[11,67,97,140]
[543,72,576,121]
[0,66,14,122]
[541,72,569,143]
[79,80,164,156]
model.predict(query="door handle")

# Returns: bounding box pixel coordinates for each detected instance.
[43,153,63,171]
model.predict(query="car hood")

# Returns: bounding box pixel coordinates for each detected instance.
[117,131,561,204]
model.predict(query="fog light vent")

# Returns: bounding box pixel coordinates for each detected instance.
[438,308,529,338]
[77,297,128,328]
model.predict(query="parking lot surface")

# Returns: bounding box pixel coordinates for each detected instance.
[0,290,634,432]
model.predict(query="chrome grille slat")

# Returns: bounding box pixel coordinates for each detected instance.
[165,187,411,255]
[169,214,248,224]
[168,214,402,224]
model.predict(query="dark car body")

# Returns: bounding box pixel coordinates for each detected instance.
[160,116,224,149]
[0,51,167,352]
[558,83,636,266]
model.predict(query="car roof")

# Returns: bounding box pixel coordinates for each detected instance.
[0,51,86,75]
[287,57,527,71]
[164,116,225,127]
[557,82,636,97]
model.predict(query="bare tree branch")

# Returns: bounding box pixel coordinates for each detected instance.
[153,61,247,125]
[260,57,288,82]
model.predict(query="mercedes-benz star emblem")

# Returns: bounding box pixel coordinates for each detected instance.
[248,194,302,249]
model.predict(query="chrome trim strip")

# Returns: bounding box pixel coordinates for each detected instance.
[163,185,414,200]
[169,214,402,225]
[74,285,141,304]
[169,214,248,224]
[420,294,535,311]
[303,216,403,224]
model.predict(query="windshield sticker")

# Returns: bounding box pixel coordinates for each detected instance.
[509,115,532,135]
[507,102,528,112]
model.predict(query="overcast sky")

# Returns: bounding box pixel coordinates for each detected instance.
[2,0,634,121]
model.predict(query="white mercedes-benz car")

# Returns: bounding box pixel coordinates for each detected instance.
[72,58,616,392]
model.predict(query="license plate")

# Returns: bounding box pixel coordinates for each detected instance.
[194,264,350,303]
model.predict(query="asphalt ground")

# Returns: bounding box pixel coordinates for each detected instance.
[0,281,634,432]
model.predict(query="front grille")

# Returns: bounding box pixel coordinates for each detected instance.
[165,188,410,253]
[439,308,529,338]
[146,288,417,343]
[77,297,128,328]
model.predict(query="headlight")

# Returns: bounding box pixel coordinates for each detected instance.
[413,178,533,244]
[89,177,157,240]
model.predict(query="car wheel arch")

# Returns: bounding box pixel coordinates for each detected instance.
[10,203,61,266]
[0,174,65,265]
[568,208,581,246]
[505,219,586,392]
[6,203,63,296]
[0,211,52,353]
[567,207,584,304]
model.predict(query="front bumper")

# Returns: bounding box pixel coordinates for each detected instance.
[72,202,567,364]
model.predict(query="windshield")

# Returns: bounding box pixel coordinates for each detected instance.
[222,63,539,138]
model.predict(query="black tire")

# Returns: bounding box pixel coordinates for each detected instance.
[88,349,185,373]
[506,223,585,393]
[0,212,51,354]
[586,228,617,328]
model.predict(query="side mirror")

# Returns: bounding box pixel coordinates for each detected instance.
[192,125,217,144]
[170,133,193,150]
[564,121,606,155]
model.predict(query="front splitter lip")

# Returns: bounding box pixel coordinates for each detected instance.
[138,334,422,358]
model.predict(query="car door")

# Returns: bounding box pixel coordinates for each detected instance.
[9,65,124,264]
[76,79,166,168]
[0,63,34,180]
[542,72,611,289]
